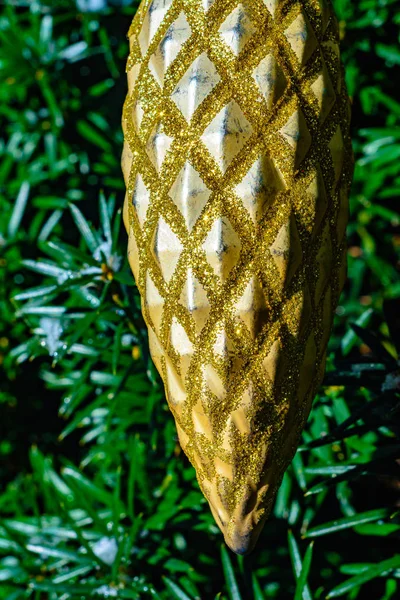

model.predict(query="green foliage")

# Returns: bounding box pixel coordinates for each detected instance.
[0,0,399,598]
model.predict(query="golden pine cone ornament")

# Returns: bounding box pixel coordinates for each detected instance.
[121,0,353,554]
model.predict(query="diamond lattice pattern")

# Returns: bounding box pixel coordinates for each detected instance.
[122,0,352,554]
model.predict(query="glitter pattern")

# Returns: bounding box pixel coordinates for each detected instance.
[121,0,353,555]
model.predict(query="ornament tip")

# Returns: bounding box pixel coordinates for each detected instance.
[223,525,261,556]
[209,494,266,555]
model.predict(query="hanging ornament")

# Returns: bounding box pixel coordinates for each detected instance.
[121,0,353,554]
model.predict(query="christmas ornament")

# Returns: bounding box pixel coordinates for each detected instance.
[121,0,353,554]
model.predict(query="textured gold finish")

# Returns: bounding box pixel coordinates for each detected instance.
[122,0,353,555]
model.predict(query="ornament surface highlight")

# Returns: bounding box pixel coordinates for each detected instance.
[122,0,353,554]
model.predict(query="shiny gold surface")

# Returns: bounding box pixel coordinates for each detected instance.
[122,0,353,554]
